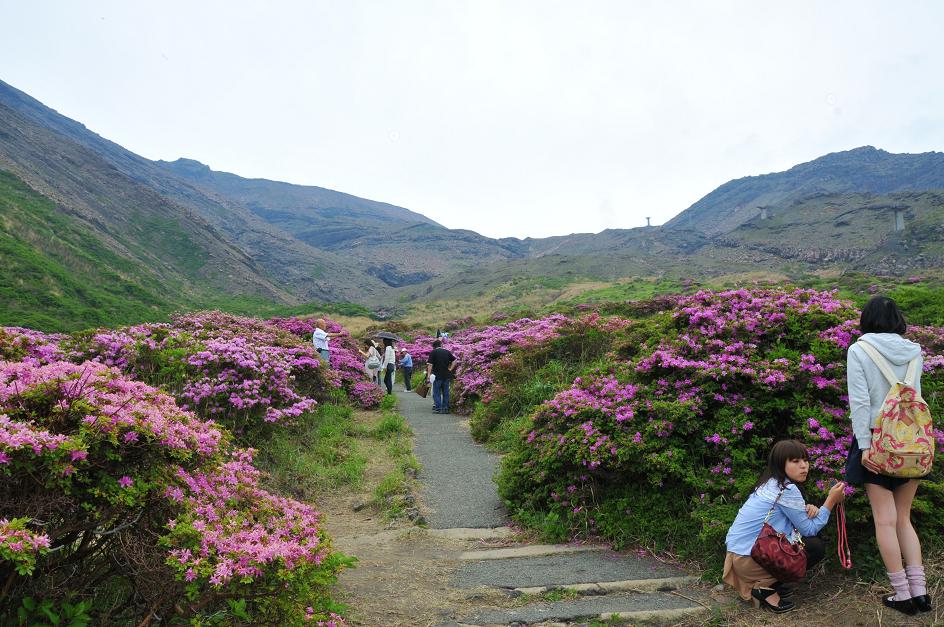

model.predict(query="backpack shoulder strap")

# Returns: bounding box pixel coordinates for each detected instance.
[904,356,921,387]
[856,340,901,386]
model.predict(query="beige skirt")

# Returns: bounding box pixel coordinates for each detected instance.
[722,551,777,601]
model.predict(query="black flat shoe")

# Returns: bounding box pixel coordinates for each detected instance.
[752,588,795,614]
[882,595,917,615]
[912,594,932,612]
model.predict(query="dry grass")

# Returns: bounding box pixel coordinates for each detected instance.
[675,556,943,627]
[298,312,378,335]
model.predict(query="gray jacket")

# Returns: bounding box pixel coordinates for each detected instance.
[847,333,923,450]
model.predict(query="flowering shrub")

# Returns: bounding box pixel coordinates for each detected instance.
[270,316,380,405]
[0,358,349,623]
[0,327,65,365]
[0,518,50,576]
[400,315,575,413]
[351,380,384,409]
[67,312,339,441]
[486,289,944,571]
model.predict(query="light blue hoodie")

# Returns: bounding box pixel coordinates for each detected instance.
[847,333,923,450]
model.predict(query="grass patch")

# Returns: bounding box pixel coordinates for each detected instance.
[258,403,367,499]
[372,411,409,439]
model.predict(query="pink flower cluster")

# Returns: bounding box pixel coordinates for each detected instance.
[400,314,582,411]
[166,449,327,587]
[1,354,347,620]
[1,360,224,466]
[508,289,944,521]
[0,326,66,365]
[351,380,384,409]
[269,316,378,402]
[0,517,51,575]
[70,312,339,435]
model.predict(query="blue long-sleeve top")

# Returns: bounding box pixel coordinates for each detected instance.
[725,478,831,555]
[398,353,413,368]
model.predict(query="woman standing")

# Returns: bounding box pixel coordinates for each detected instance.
[380,338,396,395]
[362,340,382,385]
[845,295,931,615]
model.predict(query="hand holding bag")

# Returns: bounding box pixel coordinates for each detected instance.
[750,487,807,582]
[414,380,429,398]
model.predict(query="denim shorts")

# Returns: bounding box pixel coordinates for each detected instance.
[844,440,912,491]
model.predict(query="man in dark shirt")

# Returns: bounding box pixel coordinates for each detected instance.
[425,340,456,414]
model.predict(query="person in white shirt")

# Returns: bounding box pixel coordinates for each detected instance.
[845,296,930,615]
[380,338,397,395]
[311,318,341,363]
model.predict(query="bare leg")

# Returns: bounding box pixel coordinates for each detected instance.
[893,480,922,567]
[865,483,902,572]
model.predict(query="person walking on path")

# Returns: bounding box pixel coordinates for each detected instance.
[426,339,456,413]
[311,318,341,363]
[380,338,397,395]
[844,295,931,616]
[724,439,846,614]
[398,348,414,391]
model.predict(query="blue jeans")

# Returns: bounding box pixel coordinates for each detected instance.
[432,378,450,411]
[318,348,330,363]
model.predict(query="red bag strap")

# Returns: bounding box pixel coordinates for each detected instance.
[836,501,852,569]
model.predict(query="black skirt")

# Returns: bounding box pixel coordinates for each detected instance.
[844,440,912,491]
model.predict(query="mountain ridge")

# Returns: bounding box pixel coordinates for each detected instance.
[2,77,944,331]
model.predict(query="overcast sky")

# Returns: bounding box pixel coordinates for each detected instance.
[2,1,943,239]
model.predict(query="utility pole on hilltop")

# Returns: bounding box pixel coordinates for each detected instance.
[645,217,651,228]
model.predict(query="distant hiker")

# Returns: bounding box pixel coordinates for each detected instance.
[380,338,397,395]
[723,440,846,613]
[844,296,931,615]
[312,318,341,363]
[398,348,414,391]
[362,339,382,385]
[435,328,443,339]
[425,339,456,414]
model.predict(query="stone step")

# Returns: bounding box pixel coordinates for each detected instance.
[456,550,689,590]
[426,527,516,541]
[459,543,607,561]
[454,589,709,625]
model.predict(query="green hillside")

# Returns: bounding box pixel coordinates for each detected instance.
[0,170,183,331]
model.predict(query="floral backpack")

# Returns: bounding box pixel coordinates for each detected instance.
[857,341,934,478]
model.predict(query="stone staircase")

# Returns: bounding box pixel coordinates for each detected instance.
[439,535,709,626]
[397,389,711,626]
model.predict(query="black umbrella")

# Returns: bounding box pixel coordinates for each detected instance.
[372,331,404,342]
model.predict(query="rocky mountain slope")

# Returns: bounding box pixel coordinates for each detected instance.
[665,146,944,235]
[2,77,943,330]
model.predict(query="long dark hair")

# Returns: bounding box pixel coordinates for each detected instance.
[860,295,907,335]
[753,439,809,492]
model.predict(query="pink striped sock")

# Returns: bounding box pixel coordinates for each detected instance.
[905,564,927,597]
[888,569,911,601]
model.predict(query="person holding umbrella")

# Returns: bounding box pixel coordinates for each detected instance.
[380,337,397,395]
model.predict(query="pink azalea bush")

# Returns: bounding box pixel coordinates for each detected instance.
[269,316,380,406]
[0,327,65,365]
[66,312,340,441]
[0,358,348,623]
[350,380,384,409]
[479,289,944,569]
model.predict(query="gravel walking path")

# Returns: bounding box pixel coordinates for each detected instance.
[397,388,508,529]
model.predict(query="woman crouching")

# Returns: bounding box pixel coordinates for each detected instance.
[723,439,847,613]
